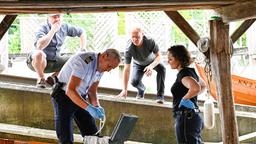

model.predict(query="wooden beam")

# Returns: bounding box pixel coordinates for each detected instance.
[0,4,223,15]
[209,19,239,144]
[215,0,256,23]
[0,0,236,8]
[0,15,17,41]
[164,11,200,46]
[231,19,256,43]
[0,0,236,14]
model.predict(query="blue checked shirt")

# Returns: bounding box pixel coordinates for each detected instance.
[34,21,83,60]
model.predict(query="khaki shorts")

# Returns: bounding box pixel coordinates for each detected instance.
[26,52,70,73]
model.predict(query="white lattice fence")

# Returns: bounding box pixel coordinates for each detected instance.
[91,13,118,52]
[19,14,118,53]
[18,12,173,54]
[17,12,210,54]
[20,16,46,53]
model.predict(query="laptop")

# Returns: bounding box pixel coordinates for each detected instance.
[109,113,138,144]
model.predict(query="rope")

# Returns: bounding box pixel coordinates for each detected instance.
[197,37,212,95]
[197,37,210,53]
[94,115,106,136]
[204,58,212,99]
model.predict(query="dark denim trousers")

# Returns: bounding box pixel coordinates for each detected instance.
[51,89,98,144]
[174,112,204,144]
[131,62,166,97]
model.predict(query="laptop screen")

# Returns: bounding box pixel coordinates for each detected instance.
[109,113,138,144]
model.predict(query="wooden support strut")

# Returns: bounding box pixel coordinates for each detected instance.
[231,19,256,43]
[164,11,200,46]
[209,19,239,144]
[0,15,17,41]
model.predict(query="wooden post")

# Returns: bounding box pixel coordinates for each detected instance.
[209,19,239,144]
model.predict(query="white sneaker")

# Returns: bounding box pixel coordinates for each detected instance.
[156,98,164,104]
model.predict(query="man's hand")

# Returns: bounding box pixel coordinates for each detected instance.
[117,90,128,99]
[85,104,105,119]
[51,21,61,33]
[144,65,153,77]
[179,99,195,109]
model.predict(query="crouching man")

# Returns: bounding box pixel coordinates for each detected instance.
[51,48,121,144]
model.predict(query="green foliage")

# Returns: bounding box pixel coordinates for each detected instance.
[241,35,247,46]
[63,13,96,52]
[8,19,21,54]
[171,25,189,47]
[118,12,126,35]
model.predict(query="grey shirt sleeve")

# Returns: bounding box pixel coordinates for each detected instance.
[65,23,84,37]
[148,38,159,53]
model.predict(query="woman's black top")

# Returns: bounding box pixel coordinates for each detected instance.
[171,67,199,112]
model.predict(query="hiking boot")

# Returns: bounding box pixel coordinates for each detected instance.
[36,78,46,88]
[156,96,164,104]
[45,75,57,86]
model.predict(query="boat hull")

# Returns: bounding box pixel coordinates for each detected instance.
[195,64,256,106]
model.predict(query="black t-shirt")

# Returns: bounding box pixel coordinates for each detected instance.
[171,67,199,112]
[124,36,159,66]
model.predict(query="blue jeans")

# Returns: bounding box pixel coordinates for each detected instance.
[131,62,166,97]
[51,89,98,144]
[174,111,204,144]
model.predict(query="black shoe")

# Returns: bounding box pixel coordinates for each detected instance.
[136,90,145,99]
[136,94,144,99]
[36,78,46,88]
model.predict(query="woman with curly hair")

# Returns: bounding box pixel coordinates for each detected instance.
[167,45,206,144]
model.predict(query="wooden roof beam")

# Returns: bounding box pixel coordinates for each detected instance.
[0,4,225,15]
[0,15,17,40]
[0,0,237,14]
[231,19,256,43]
[0,0,236,8]
[164,11,200,46]
[215,0,256,23]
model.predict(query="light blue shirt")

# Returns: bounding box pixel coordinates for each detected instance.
[58,52,103,96]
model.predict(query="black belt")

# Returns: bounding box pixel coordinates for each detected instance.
[174,109,200,119]
[174,108,200,114]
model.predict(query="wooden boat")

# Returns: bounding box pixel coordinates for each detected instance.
[195,64,256,107]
